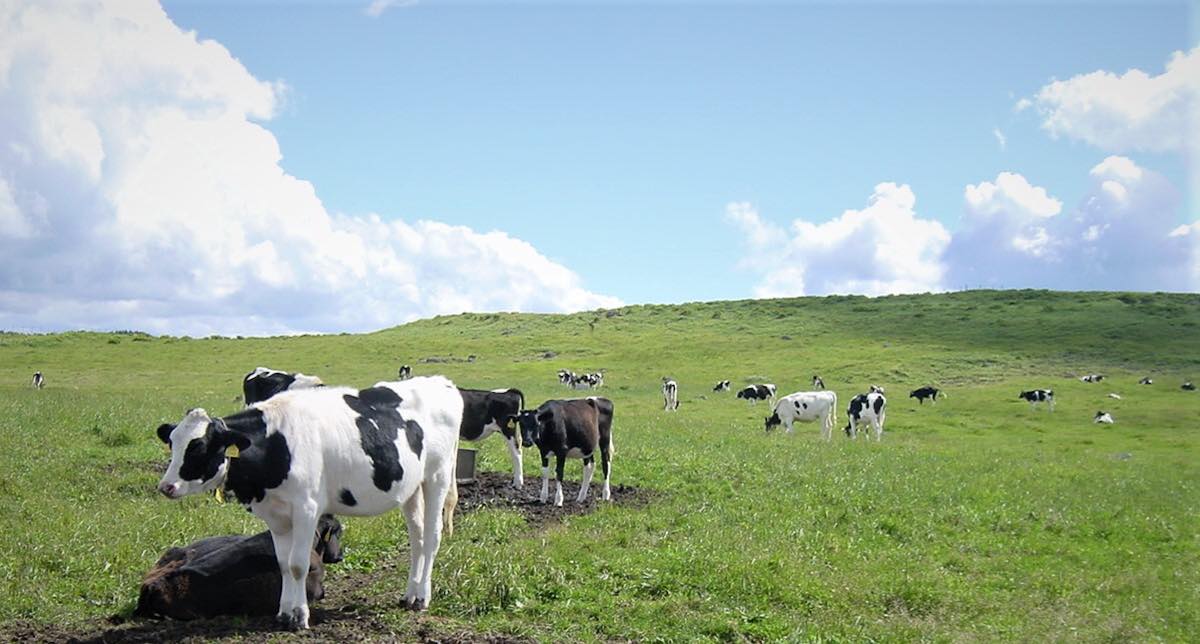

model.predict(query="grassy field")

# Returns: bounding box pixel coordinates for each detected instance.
[0,290,1197,641]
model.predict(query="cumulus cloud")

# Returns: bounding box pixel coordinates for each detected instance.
[1022,47,1200,153]
[726,184,951,298]
[945,158,1195,291]
[0,1,618,336]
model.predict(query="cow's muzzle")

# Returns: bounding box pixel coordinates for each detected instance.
[157,481,179,498]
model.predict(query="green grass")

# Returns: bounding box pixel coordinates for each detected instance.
[0,290,1197,641]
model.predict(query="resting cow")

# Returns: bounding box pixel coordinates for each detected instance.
[134,516,343,620]
[155,376,463,629]
[518,397,614,507]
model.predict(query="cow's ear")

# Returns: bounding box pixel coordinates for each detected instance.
[211,418,252,452]
[157,423,175,444]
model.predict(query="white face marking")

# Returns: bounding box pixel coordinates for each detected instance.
[159,408,226,498]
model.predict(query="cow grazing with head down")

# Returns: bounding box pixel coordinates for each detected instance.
[31,371,44,389]
[662,378,679,411]
[155,376,463,629]
[1019,389,1055,411]
[1093,411,1115,424]
[713,380,731,392]
[1138,377,1153,385]
[398,365,412,380]
[737,384,776,405]
[1080,374,1104,383]
[1183,382,1196,391]
[845,392,886,440]
[811,375,825,390]
[242,367,324,406]
[517,397,614,507]
[134,515,343,620]
[456,388,525,487]
[765,390,838,438]
[909,387,940,404]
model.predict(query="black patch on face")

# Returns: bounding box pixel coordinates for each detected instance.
[765,413,781,431]
[339,489,357,507]
[517,410,541,448]
[344,386,422,492]
[178,422,228,484]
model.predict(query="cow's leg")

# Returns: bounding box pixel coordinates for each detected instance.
[442,477,457,538]
[505,434,524,487]
[280,503,319,629]
[873,417,883,441]
[412,469,451,610]
[600,443,612,501]
[266,523,296,627]
[402,491,425,609]
[554,453,565,507]
[849,417,858,439]
[539,452,550,503]
[577,455,595,503]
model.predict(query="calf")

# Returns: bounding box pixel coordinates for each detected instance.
[1093,411,1114,424]
[518,397,614,507]
[736,383,776,405]
[398,365,412,380]
[663,378,679,411]
[1019,389,1055,411]
[155,376,463,628]
[765,390,838,438]
[713,380,731,392]
[1080,374,1104,383]
[31,371,44,389]
[134,516,343,620]
[845,392,886,440]
[1138,377,1153,385]
[909,386,940,405]
[811,375,825,390]
[242,367,324,406]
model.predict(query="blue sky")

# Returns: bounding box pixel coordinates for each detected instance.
[0,1,1196,334]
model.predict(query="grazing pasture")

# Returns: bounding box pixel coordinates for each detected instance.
[0,290,1197,641]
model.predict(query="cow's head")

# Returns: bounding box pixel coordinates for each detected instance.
[764,413,781,433]
[317,514,345,564]
[516,410,541,448]
[155,408,248,499]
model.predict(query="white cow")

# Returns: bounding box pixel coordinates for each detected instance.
[155,376,462,629]
[764,390,838,438]
[1094,411,1115,424]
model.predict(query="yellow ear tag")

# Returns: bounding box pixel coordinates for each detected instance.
[225,444,240,459]
[214,487,225,504]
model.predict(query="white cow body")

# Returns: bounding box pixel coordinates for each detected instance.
[766,391,838,438]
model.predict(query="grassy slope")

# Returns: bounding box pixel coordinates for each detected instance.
[0,290,1197,641]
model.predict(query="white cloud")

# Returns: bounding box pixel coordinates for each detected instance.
[0,1,618,336]
[364,0,417,18]
[1023,47,1200,153]
[726,184,951,298]
[964,171,1062,220]
[993,127,1007,151]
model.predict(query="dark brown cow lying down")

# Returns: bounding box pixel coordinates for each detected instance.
[134,515,343,620]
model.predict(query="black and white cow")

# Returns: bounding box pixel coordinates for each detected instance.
[398,365,412,380]
[242,367,325,406]
[569,372,604,389]
[31,371,44,389]
[517,397,614,507]
[134,515,343,620]
[1093,411,1114,424]
[764,390,838,438]
[557,369,575,386]
[1138,377,1153,385]
[456,388,525,487]
[909,386,940,404]
[713,380,731,392]
[736,384,776,405]
[155,376,463,628]
[1183,381,1196,391]
[1080,374,1104,383]
[845,392,886,440]
[662,378,679,411]
[811,375,825,390]
[869,384,885,394]
[1019,389,1055,411]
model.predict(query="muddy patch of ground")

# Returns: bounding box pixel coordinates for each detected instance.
[1,471,654,643]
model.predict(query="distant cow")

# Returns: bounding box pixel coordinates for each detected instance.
[1107,393,1122,400]
[1183,382,1196,391]
[662,378,679,411]
[398,365,412,380]
[909,387,940,404]
[518,397,614,506]
[737,384,776,404]
[570,372,603,389]
[1019,389,1055,411]
[1138,377,1153,385]
[765,390,838,438]
[242,367,324,406]
[869,384,885,394]
[557,369,575,386]
[1093,411,1114,424]
[134,516,343,620]
[845,392,886,440]
[1080,374,1104,383]
[713,380,731,392]
[31,371,44,389]
[811,375,825,390]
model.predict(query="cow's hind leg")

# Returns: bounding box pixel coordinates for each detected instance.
[539,452,551,503]
[600,443,612,501]
[554,453,566,507]
[577,455,595,503]
[402,492,426,610]
[412,470,452,610]
[282,504,319,628]
[506,434,524,487]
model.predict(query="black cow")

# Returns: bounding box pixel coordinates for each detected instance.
[1183,382,1196,391]
[712,380,731,392]
[242,367,324,405]
[457,388,525,486]
[736,384,776,404]
[134,515,343,620]
[909,386,940,404]
[517,397,614,507]
[1019,389,1055,411]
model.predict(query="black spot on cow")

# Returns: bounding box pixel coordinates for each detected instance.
[343,386,423,492]
[872,396,885,415]
[223,409,291,504]
[243,371,297,406]
[339,489,357,507]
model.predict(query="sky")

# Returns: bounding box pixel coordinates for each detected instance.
[0,0,1197,336]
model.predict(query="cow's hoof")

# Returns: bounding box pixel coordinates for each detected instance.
[276,611,304,631]
[405,597,427,612]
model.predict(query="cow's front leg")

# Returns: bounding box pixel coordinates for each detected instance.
[577,456,594,503]
[281,503,319,629]
[539,452,550,503]
[505,434,524,488]
[402,492,425,609]
[554,453,565,507]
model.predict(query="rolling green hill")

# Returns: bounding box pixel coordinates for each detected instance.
[0,290,1197,641]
